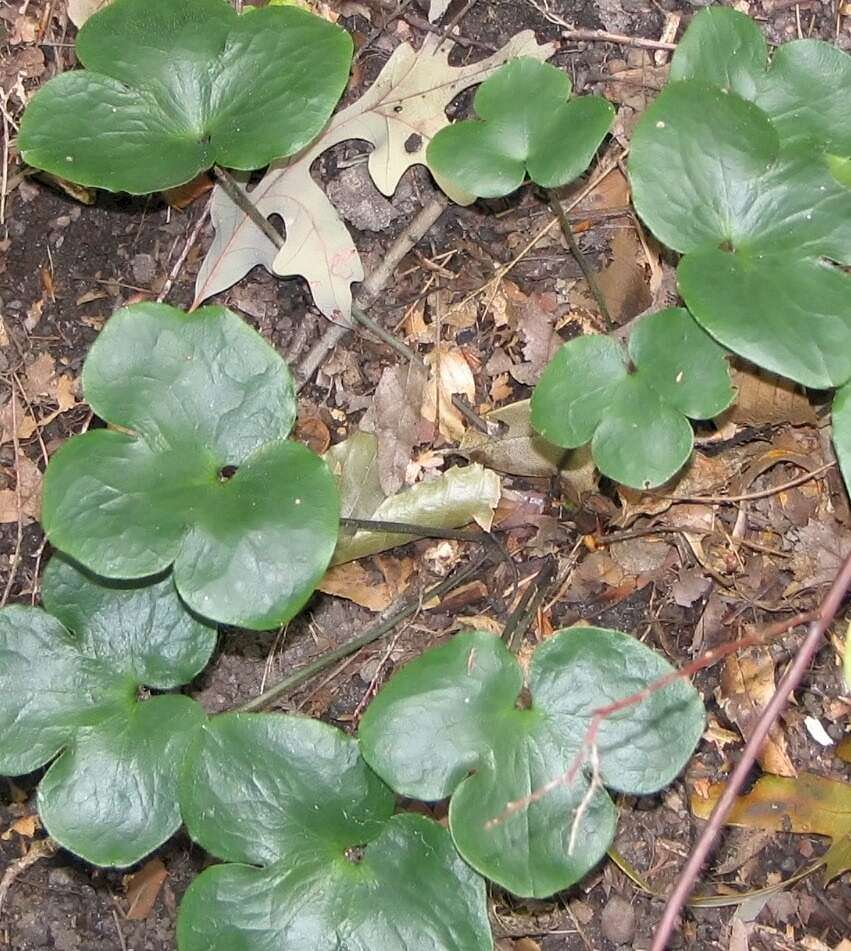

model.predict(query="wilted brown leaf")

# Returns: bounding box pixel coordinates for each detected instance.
[597,229,651,325]
[318,562,394,611]
[421,346,475,441]
[723,365,817,427]
[375,363,427,494]
[719,647,796,777]
[0,455,42,524]
[124,857,168,920]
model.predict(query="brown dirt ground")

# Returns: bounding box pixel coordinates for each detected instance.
[2,1,850,949]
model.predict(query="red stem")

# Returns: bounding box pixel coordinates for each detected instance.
[651,551,851,950]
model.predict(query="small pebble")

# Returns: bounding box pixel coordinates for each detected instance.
[601,894,636,946]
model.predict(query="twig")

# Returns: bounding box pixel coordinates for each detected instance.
[0,838,57,919]
[664,461,834,504]
[547,188,613,332]
[502,556,556,652]
[486,608,818,829]
[562,28,677,51]
[158,195,213,304]
[353,0,416,65]
[372,0,493,50]
[234,551,490,712]
[1,389,24,607]
[297,194,450,384]
[650,550,851,950]
[211,165,283,250]
[568,744,600,855]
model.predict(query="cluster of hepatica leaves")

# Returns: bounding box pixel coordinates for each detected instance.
[14,0,851,946]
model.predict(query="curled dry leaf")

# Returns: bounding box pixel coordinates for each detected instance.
[722,365,817,428]
[375,363,428,495]
[195,31,554,324]
[421,345,476,441]
[719,647,796,777]
[317,561,394,612]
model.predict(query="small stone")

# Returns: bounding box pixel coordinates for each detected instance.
[47,866,78,889]
[132,253,156,286]
[326,164,400,232]
[600,894,636,946]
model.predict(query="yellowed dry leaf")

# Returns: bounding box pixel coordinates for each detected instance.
[1,814,39,840]
[0,455,43,524]
[0,396,37,446]
[318,562,392,611]
[421,345,476,441]
[22,352,57,400]
[720,647,796,777]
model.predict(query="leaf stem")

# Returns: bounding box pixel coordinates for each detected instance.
[502,556,556,653]
[212,165,284,250]
[546,188,614,332]
[233,551,491,713]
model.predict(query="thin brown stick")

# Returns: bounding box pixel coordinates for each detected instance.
[547,188,613,332]
[158,196,213,305]
[664,461,834,504]
[1,390,24,607]
[485,608,817,829]
[0,838,57,919]
[562,28,677,51]
[651,550,851,949]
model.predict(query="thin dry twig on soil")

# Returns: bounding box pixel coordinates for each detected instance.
[562,28,677,51]
[0,837,57,921]
[485,607,819,830]
[158,195,213,305]
[651,548,851,950]
[234,550,490,713]
[665,461,835,504]
[1,386,24,607]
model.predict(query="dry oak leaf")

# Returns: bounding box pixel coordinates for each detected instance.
[691,772,851,882]
[194,30,554,324]
[719,647,796,778]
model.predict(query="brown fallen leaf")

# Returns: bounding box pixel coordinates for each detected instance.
[421,345,475,441]
[0,814,39,841]
[22,352,57,401]
[124,857,168,920]
[722,365,817,428]
[0,396,37,446]
[317,562,393,612]
[597,229,652,325]
[691,772,851,881]
[0,455,43,524]
[374,363,427,495]
[719,647,796,777]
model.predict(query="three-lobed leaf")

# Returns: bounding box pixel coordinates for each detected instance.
[0,558,214,866]
[427,57,614,198]
[178,714,492,950]
[630,11,851,388]
[530,308,733,489]
[41,302,340,630]
[359,627,704,898]
[18,0,353,193]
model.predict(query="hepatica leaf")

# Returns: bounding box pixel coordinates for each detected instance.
[630,15,851,388]
[0,557,214,867]
[530,308,733,489]
[177,714,492,951]
[670,7,851,166]
[360,628,703,898]
[41,302,339,630]
[18,0,353,193]
[427,57,613,198]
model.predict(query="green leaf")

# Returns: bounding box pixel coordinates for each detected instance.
[325,431,500,563]
[426,57,613,197]
[831,382,851,498]
[629,81,851,388]
[530,309,733,489]
[18,0,353,193]
[670,7,851,160]
[41,302,340,630]
[359,628,704,898]
[0,557,213,866]
[178,714,492,950]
